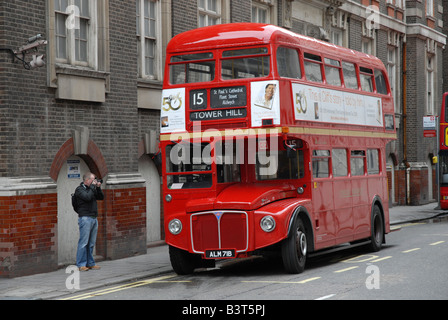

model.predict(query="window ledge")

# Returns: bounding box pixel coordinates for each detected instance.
[54,64,110,103]
[56,64,110,81]
[137,79,162,110]
[137,78,163,90]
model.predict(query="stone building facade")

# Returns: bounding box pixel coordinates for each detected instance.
[0,0,446,277]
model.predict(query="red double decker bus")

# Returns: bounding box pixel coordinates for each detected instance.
[160,23,396,274]
[439,93,448,209]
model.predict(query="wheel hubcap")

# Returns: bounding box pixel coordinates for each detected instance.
[296,231,307,256]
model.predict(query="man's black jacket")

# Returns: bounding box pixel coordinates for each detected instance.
[74,183,104,217]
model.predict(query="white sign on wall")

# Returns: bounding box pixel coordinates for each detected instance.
[67,159,80,179]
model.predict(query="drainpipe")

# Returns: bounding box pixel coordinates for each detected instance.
[402,41,410,205]
[406,167,410,205]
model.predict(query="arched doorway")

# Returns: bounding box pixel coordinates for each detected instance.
[138,154,161,243]
[50,135,108,265]
[57,155,90,265]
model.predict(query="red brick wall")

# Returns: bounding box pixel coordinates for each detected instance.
[410,168,429,205]
[0,193,58,277]
[1,186,148,277]
[101,187,147,260]
[393,167,431,206]
[395,169,406,205]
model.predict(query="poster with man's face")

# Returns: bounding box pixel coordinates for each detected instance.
[251,80,280,127]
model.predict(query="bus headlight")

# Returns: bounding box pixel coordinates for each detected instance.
[168,219,182,235]
[260,215,276,233]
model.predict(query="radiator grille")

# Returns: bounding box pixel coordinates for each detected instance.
[190,211,248,254]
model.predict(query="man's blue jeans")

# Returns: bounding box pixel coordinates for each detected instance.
[76,216,98,267]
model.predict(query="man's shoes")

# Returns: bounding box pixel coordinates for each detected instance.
[79,266,89,272]
[88,265,101,270]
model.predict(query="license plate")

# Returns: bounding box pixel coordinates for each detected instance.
[205,249,235,259]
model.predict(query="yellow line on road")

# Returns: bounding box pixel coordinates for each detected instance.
[393,222,425,229]
[341,254,378,263]
[299,277,321,284]
[430,241,445,246]
[242,277,321,285]
[334,266,359,273]
[371,256,392,262]
[60,275,183,300]
[402,248,420,253]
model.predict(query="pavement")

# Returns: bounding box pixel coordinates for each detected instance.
[0,202,447,300]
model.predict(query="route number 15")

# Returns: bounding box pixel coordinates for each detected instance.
[190,89,207,110]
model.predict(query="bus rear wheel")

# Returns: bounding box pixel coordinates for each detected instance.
[282,217,307,274]
[369,205,384,252]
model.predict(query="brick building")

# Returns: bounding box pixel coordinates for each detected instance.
[0,0,446,277]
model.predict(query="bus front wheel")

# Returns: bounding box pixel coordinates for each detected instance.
[282,217,307,274]
[169,245,196,275]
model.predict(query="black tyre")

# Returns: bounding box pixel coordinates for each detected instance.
[169,245,196,275]
[369,205,384,252]
[282,217,307,274]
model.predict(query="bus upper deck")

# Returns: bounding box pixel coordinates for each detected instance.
[161,23,395,139]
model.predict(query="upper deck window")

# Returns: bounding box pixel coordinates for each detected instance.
[304,53,323,83]
[221,47,270,80]
[277,47,301,79]
[360,67,374,92]
[342,61,359,90]
[169,52,215,84]
[374,69,388,95]
[324,58,342,86]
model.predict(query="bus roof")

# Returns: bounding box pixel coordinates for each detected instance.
[167,23,384,69]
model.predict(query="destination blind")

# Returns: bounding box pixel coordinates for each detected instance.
[190,86,247,121]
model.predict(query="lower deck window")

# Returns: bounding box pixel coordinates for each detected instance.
[312,150,330,178]
[351,150,366,176]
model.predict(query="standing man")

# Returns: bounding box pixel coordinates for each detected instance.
[75,172,104,271]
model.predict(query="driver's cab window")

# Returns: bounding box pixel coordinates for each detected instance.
[256,138,305,180]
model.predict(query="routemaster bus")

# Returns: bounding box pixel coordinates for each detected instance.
[439,93,448,209]
[160,23,396,274]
